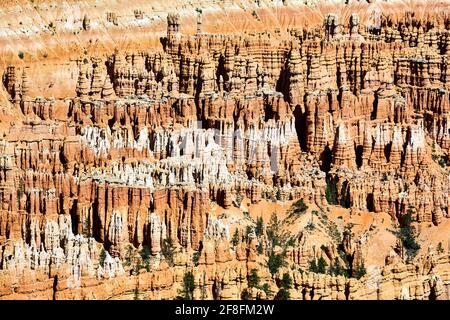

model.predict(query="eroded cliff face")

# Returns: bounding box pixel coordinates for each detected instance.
[0,0,449,300]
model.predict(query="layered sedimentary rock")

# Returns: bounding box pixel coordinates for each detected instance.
[0,0,449,300]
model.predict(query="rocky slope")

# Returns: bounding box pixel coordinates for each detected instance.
[0,0,449,300]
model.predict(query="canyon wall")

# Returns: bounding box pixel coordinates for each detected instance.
[0,0,449,300]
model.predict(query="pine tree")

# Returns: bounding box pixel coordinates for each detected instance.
[308,259,318,273]
[83,215,91,238]
[124,245,134,267]
[267,213,281,247]
[99,248,107,266]
[255,216,264,236]
[179,271,195,300]
[140,245,151,260]
[317,256,327,274]
[354,262,367,279]
[397,210,421,259]
[280,273,292,290]
[274,288,290,300]
[325,176,337,204]
[257,242,263,254]
[261,283,272,297]
[268,252,284,275]
[162,237,175,266]
[241,288,252,300]
[330,257,343,276]
[248,269,260,288]
[236,192,242,207]
[276,189,282,201]
[437,242,444,254]
[201,272,207,300]
[245,225,253,241]
[192,252,200,266]
[140,245,151,271]
[133,287,139,300]
[231,228,239,246]
[292,199,308,213]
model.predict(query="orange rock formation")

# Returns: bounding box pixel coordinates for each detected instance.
[0,0,449,300]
